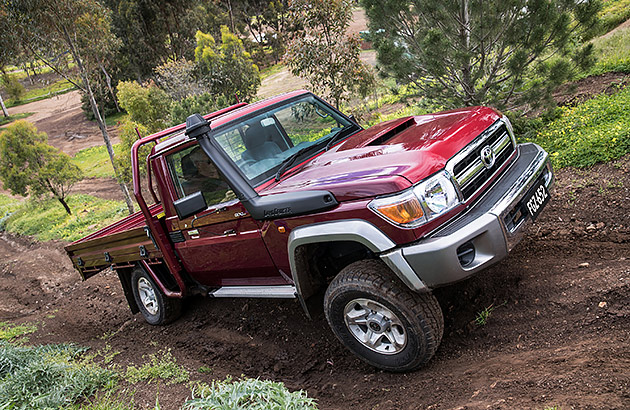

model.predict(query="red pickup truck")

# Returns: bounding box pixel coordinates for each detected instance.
[65,91,553,371]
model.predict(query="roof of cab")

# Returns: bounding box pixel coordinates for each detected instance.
[152,90,311,156]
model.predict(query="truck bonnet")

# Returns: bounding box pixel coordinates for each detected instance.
[262,106,502,202]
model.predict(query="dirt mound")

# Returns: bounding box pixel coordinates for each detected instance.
[0,154,627,409]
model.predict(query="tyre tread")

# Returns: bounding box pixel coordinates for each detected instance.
[324,259,444,371]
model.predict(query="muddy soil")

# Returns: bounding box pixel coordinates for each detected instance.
[1,154,628,410]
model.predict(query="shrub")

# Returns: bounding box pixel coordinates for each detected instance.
[170,93,229,125]
[116,80,172,133]
[2,74,25,101]
[114,120,149,185]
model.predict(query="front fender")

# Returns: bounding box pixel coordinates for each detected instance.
[287,219,428,317]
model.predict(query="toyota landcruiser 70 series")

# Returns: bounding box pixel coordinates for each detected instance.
[66,90,553,371]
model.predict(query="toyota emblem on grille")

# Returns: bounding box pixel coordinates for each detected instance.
[480,145,495,169]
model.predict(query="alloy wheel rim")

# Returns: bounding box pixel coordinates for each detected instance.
[343,298,407,355]
[138,277,159,315]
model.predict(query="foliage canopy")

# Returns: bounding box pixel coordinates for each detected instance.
[195,26,261,102]
[285,0,375,108]
[362,0,602,108]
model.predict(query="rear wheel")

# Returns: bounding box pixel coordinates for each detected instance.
[324,259,443,372]
[131,267,182,325]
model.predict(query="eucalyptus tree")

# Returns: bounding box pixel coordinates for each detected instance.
[4,0,135,213]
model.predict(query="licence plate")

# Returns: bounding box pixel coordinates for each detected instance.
[523,179,550,221]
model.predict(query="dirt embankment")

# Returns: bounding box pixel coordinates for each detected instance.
[1,155,628,410]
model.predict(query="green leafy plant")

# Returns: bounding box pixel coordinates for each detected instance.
[0,342,114,410]
[475,305,496,326]
[125,349,189,385]
[116,81,172,133]
[183,377,318,410]
[285,0,375,109]
[195,26,261,102]
[474,301,507,326]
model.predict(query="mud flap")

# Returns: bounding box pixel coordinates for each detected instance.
[117,270,140,314]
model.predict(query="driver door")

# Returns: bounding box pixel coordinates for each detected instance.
[165,145,284,287]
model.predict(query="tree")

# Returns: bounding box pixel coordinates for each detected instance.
[195,26,261,101]
[5,0,136,213]
[116,80,172,133]
[362,0,601,108]
[0,121,82,215]
[285,0,375,109]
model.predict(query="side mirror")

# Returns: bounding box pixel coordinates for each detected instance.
[348,114,358,125]
[173,191,207,219]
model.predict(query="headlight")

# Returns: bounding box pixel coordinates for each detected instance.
[368,171,461,228]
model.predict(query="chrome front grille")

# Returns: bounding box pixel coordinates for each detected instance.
[447,119,516,201]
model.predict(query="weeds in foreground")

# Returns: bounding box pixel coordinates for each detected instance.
[475,301,507,326]
[184,377,318,410]
[0,342,115,409]
[0,321,37,343]
[125,349,189,385]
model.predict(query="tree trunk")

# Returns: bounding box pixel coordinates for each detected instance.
[100,65,120,112]
[460,0,474,105]
[57,196,72,215]
[0,93,8,117]
[61,26,135,214]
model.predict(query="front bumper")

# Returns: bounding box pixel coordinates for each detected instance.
[381,143,553,290]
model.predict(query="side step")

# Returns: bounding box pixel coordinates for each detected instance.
[209,285,297,299]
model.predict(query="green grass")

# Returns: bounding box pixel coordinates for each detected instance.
[589,26,630,75]
[260,63,286,81]
[71,145,120,178]
[125,349,189,385]
[1,193,128,242]
[0,112,33,127]
[599,0,630,34]
[104,112,129,127]
[527,85,630,168]
[6,79,76,108]
[184,377,318,410]
[0,322,37,343]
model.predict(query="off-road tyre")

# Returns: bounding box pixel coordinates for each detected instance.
[324,259,444,372]
[131,267,182,325]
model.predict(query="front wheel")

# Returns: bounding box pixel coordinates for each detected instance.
[131,267,182,325]
[324,260,444,372]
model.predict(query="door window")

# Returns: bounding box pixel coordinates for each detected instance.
[167,145,236,207]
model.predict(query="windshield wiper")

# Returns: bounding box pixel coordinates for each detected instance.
[325,127,353,151]
[274,144,318,182]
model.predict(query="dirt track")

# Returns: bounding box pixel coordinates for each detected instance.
[1,155,628,410]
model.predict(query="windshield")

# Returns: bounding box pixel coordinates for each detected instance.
[211,94,358,185]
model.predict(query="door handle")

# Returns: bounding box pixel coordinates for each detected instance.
[223,229,236,236]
